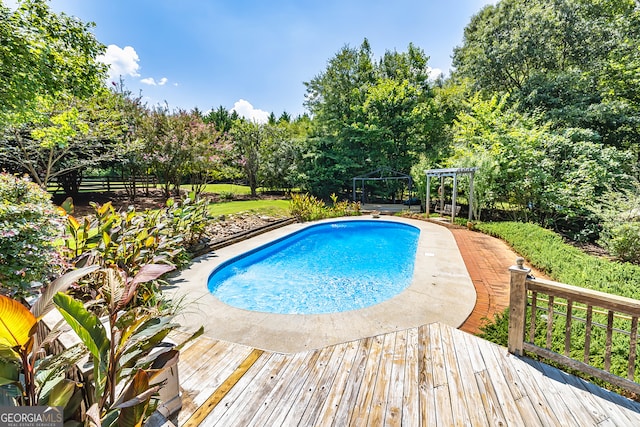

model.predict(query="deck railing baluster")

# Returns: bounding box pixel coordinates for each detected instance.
[629,317,638,381]
[529,292,537,343]
[584,305,593,364]
[564,299,573,357]
[546,295,555,350]
[508,259,640,395]
[605,310,614,372]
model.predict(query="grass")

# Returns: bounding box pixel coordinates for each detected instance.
[180,183,254,195]
[208,199,291,217]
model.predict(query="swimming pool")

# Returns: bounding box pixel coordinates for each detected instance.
[207,220,420,314]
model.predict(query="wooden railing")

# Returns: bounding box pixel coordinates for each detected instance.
[508,257,640,395]
[49,175,157,194]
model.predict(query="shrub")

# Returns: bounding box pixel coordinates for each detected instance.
[475,221,640,298]
[289,193,360,222]
[0,173,66,299]
[601,222,640,263]
[593,185,640,263]
[219,191,235,201]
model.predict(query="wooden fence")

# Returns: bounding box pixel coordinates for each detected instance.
[508,257,640,395]
[49,175,157,194]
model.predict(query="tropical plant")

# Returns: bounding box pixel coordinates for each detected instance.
[0,266,98,408]
[64,201,189,307]
[52,264,202,426]
[165,192,212,248]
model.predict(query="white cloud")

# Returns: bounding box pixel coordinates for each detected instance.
[140,76,169,86]
[427,67,444,81]
[97,45,140,81]
[231,99,270,124]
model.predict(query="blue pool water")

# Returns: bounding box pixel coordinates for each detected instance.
[207,220,420,314]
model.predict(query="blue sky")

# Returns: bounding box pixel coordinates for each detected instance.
[36,0,494,121]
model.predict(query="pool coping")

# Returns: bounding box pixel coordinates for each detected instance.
[164,216,476,354]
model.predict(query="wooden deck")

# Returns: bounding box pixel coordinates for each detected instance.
[174,322,640,426]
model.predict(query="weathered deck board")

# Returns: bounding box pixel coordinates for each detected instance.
[174,322,640,426]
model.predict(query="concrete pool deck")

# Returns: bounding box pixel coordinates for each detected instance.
[165,216,476,353]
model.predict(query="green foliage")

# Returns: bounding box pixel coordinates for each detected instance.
[0,0,107,124]
[289,193,360,222]
[52,266,202,425]
[219,191,235,201]
[165,192,212,248]
[258,122,305,192]
[203,105,239,133]
[476,221,640,381]
[593,185,640,263]
[1,90,136,192]
[0,266,98,408]
[453,0,626,94]
[452,0,640,158]
[477,308,510,346]
[0,173,65,299]
[231,120,268,197]
[448,94,633,235]
[302,39,442,197]
[475,221,640,299]
[139,107,232,197]
[63,195,212,306]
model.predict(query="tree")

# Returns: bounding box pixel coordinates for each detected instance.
[302,40,443,197]
[0,90,128,193]
[452,0,640,154]
[140,108,231,197]
[231,120,267,197]
[204,106,238,134]
[0,0,106,125]
[106,81,152,200]
[449,94,633,237]
[452,0,604,94]
[258,120,306,192]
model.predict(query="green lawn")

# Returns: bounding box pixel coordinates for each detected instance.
[180,183,254,195]
[208,199,291,217]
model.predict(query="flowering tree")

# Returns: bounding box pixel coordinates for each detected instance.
[140,108,232,197]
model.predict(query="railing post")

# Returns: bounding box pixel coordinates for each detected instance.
[508,257,530,356]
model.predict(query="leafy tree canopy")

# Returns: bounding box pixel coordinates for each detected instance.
[302,39,445,197]
[0,0,107,125]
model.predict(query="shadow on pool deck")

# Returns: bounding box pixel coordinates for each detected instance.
[165,216,476,353]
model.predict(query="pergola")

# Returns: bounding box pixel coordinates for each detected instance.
[352,168,413,204]
[425,167,477,223]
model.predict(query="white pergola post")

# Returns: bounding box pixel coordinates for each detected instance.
[426,175,431,215]
[468,171,474,222]
[451,172,458,224]
[424,167,478,224]
[439,176,445,213]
